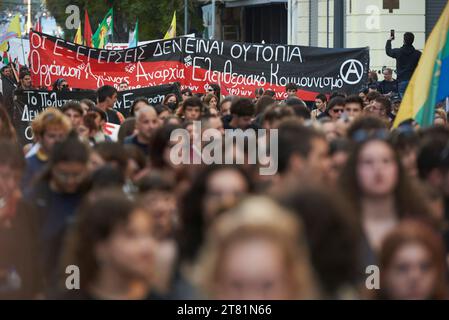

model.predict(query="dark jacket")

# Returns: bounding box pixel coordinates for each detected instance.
[385,40,421,82]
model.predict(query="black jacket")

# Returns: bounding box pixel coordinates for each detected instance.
[385,40,421,82]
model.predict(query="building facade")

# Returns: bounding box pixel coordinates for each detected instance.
[206,0,447,76]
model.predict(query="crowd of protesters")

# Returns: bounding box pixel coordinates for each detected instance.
[1,32,449,299]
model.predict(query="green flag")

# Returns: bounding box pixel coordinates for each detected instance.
[92,8,113,49]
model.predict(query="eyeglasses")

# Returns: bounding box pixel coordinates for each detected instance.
[331,108,344,113]
[62,84,69,88]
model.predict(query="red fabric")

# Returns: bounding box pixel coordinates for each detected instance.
[84,9,93,47]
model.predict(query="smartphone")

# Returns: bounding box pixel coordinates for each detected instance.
[390,29,395,40]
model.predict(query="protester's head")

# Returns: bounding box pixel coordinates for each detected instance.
[281,186,358,298]
[319,118,340,142]
[61,101,83,129]
[326,97,346,121]
[383,68,394,81]
[91,107,107,128]
[19,71,32,89]
[371,96,391,118]
[46,131,89,194]
[219,96,234,116]
[200,114,224,135]
[150,124,182,170]
[285,97,310,120]
[97,85,118,109]
[340,134,430,219]
[417,130,449,196]
[124,144,147,181]
[181,88,193,101]
[368,70,378,83]
[118,81,129,91]
[377,220,447,300]
[263,89,276,98]
[32,108,71,155]
[255,95,275,116]
[138,189,177,239]
[179,165,253,264]
[63,189,156,292]
[254,88,264,102]
[390,125,420,178]
[203,93,218,110]
[391,95,402,114]
[130,97,151,117]
[1,65,12,78]
[404,32,415,46]
[230,98,255,130]
[0,140,25,205]
[135,106,159,144]
[80,98,95,115]
[162,93,179,112]
[207,83,221,102]
[194,196,317,299]
[52,78,69,91]
[89,141,128,175]
[315,93,327,111]
[344,95,364,119]
[285,83,298,97]
[328,138,351,184]
[0,107,16,141]
[182,97,203,121]
[262,104,295,130]
[366,91,381,104]
[346,115,389,141]
[154,104,172,120]
[277,120,329,182]
[434,109,447,126]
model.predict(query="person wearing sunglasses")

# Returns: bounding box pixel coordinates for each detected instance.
[181,88,193,102]
[52,78,70,92]
[318,97,345,122]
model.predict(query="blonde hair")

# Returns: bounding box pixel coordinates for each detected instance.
[31,107,72,138]
[193,196,319,299]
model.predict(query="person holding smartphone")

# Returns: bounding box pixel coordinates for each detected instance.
[385,31,421,98]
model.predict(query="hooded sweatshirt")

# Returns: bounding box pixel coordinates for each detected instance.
[386,40,421,83]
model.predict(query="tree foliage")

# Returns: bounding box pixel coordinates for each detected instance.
[45,0,204,42]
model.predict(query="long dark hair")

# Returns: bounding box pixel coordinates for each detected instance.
[62,189,135,289]
[177,164,253,264]
[339,138,432,222]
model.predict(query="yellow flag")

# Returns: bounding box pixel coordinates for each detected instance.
[0,14,22,52]
[73,23,83,45]
[164,12,176,39]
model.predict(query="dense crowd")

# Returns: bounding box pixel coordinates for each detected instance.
[0,32,449,300]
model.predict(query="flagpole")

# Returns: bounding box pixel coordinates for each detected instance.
[184,0,188,34]
[211,0,215,39]
[20,37,27,67]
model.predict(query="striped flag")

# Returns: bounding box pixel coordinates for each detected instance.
[393,1,449,128]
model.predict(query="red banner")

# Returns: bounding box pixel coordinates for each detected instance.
[29,31,369,101]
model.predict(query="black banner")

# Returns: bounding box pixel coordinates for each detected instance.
[30,31,370,101]
[13,83,181,145]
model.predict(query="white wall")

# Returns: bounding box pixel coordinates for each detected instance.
[292,0,426,77]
